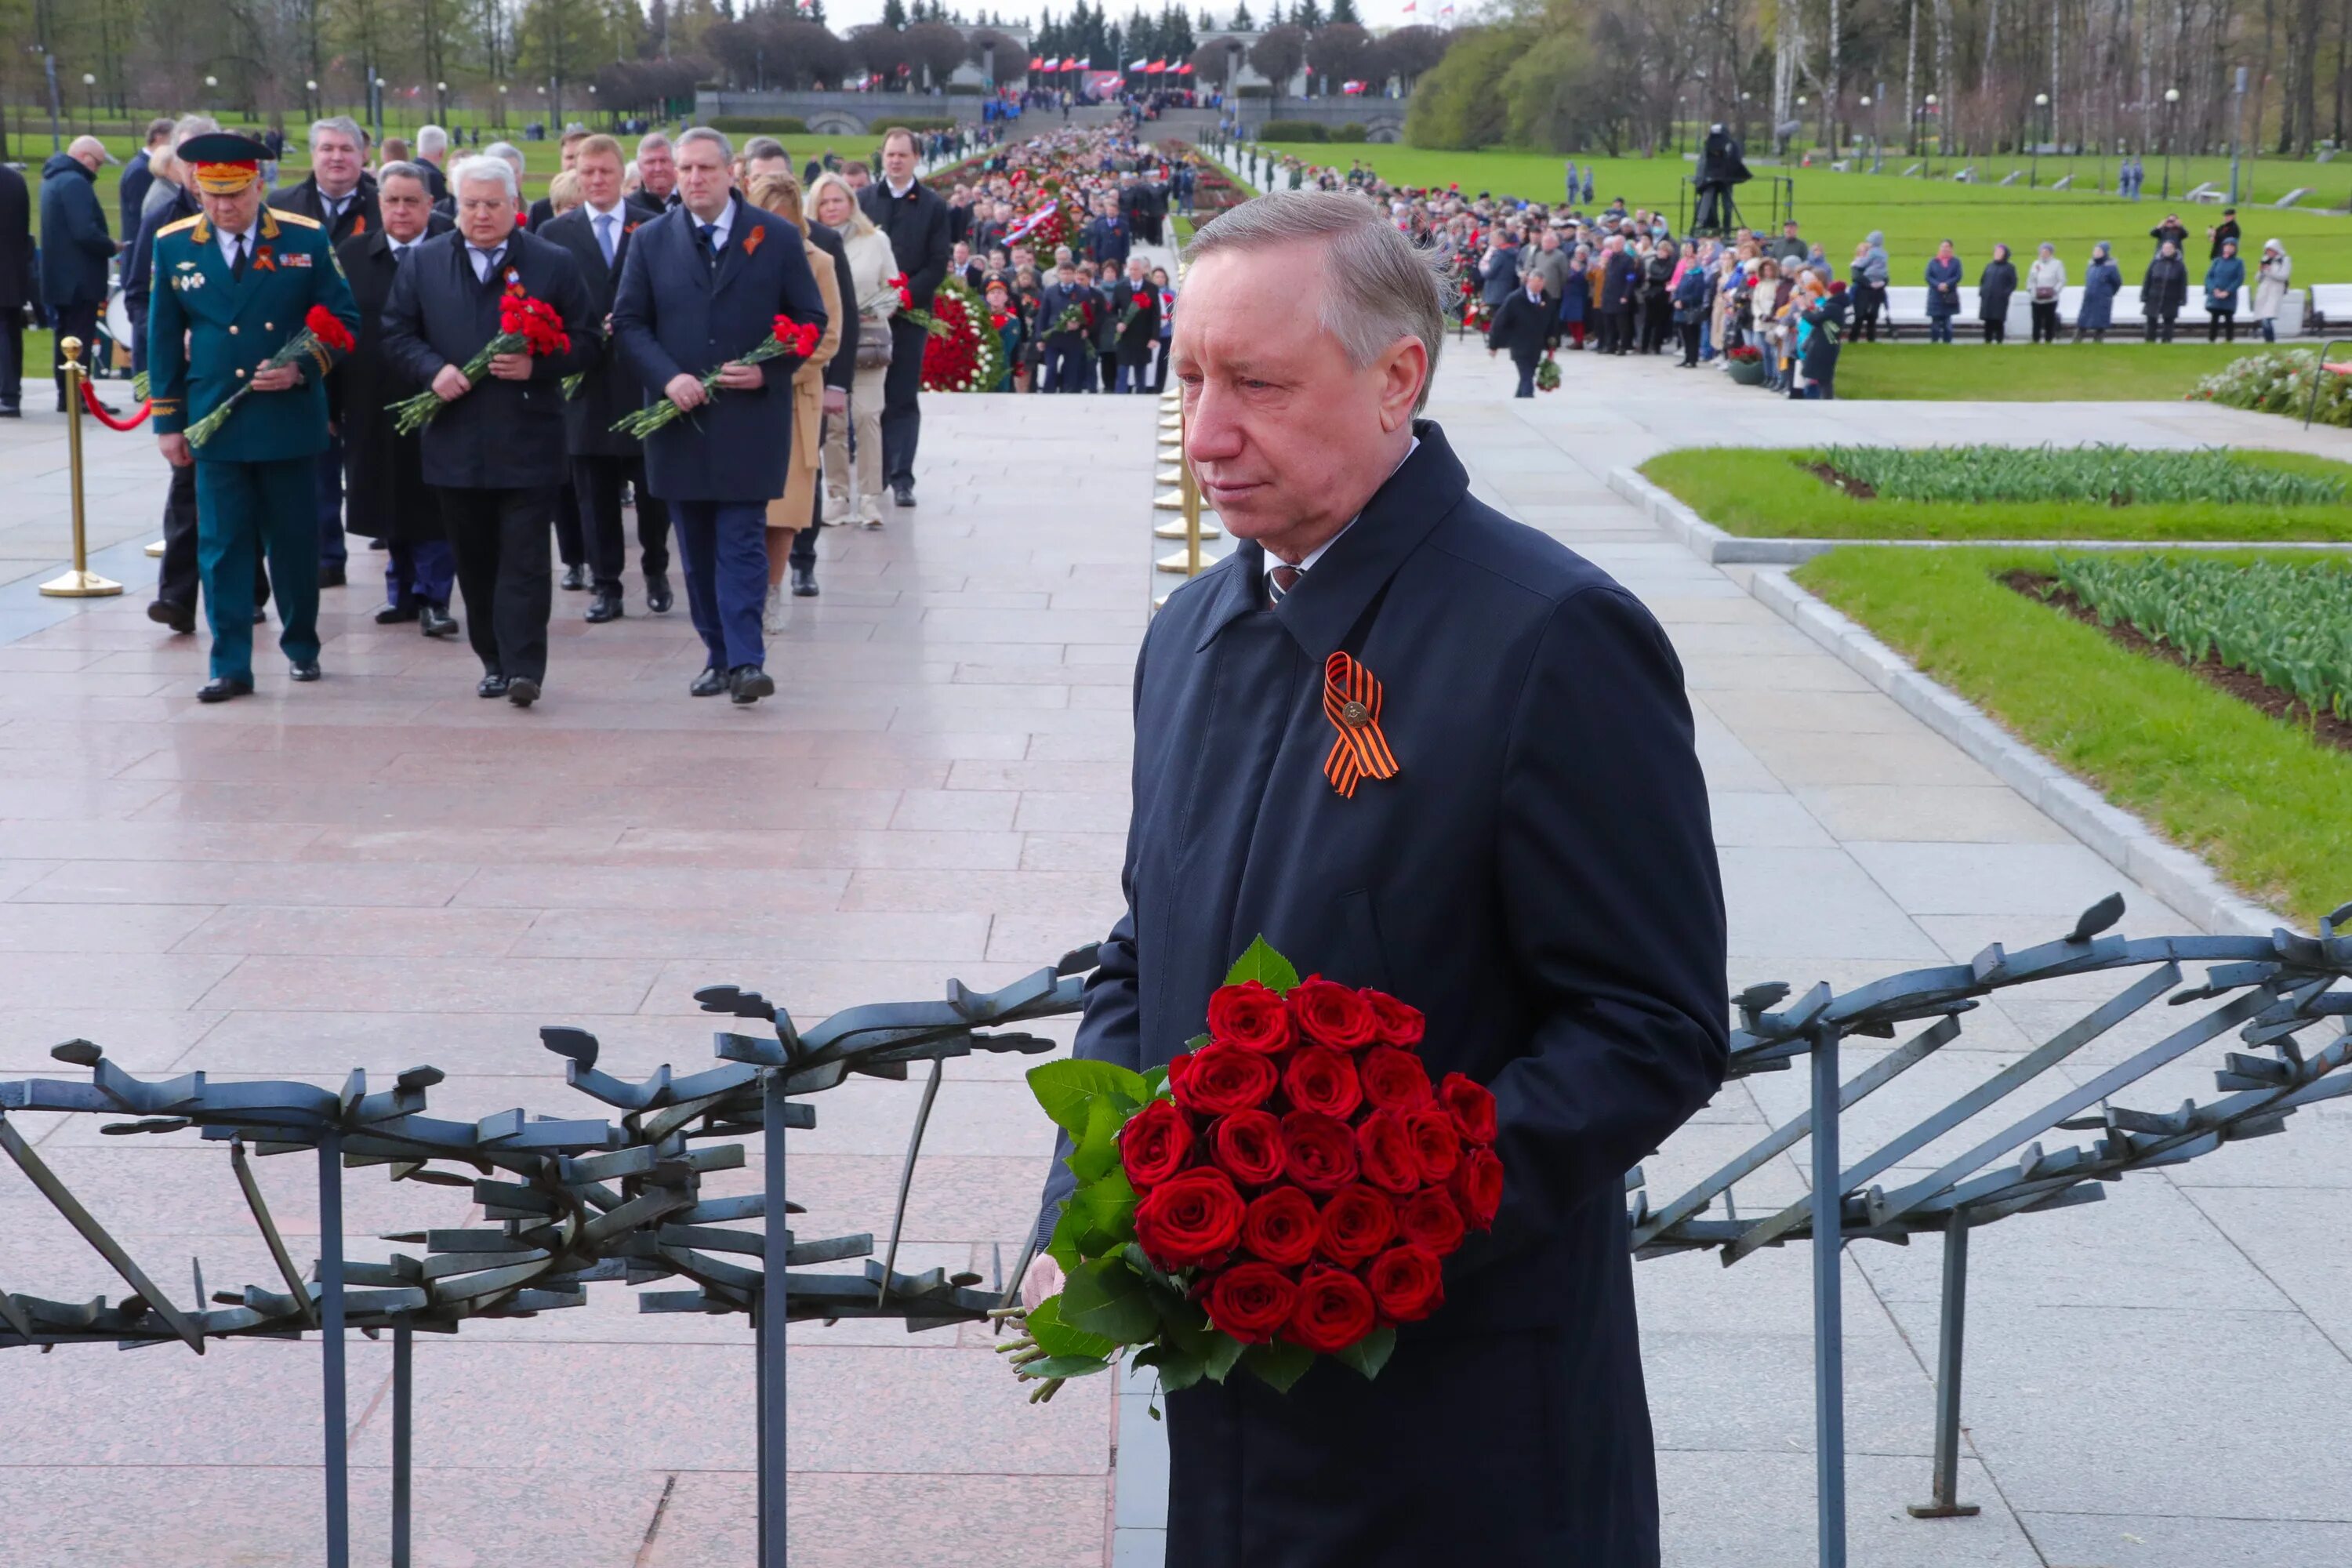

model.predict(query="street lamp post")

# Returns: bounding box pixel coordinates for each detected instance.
[81,72,95,134]
[1860,94,1875,172]
[2162,86,2179,199]
[2031,92,2047,187]
[1925,93,1938,175]
[2229,64,2247,205]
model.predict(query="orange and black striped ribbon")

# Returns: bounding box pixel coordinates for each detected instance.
[1321,652,1400,798]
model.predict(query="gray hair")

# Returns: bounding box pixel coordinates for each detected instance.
[482,141,525,176]
[310,115,365,151]
[376,160,431,194]
[452,154,519,204]
[1181,191,1447,412]
[678,125,732,162]
[171,114,220,154]
[636,132,673,157]
[417,124,448,157]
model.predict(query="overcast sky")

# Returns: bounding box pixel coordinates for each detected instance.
[806,1,1443,34]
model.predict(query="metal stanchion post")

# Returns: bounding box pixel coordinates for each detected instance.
[40,338,124,599]
[1155,405,1221,593]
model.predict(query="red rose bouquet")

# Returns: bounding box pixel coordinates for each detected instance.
[1002,938,1500,1402]
[610,313,821,438]
[391,286,572,436]
[187,303,355,447]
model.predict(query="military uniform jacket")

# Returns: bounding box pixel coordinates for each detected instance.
[147,205,360,463]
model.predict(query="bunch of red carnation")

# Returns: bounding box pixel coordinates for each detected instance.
[1124,975,1501,1356]
[498,294,570,357]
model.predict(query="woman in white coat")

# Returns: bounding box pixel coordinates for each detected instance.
[2252,241,2293,343]
[810,172,900,529]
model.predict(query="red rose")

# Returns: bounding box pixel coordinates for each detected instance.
[1450,1145,1504,1231]
[1283,1047,1362,1120]
[1134,1166,1247,1270]
[1119,1097,1194,1191]
[1366,1242,1446,1323]
[1279,1111,1359,1194]
[1287,1264,1377,1353]
[1398,1186,1467,1256]
[1207,980,1295,1054]
[1288,975,1377,1051]
[1358,1046,1433,1111]
[1201,1260,1297,1344]
[1403,1105,1461,1184]
[1355,1109,1422,1196]
[1239,1185,1319,1267]
[1316,1184,1397,1266]
[1208,1109,1285,1187]
[1439,1072,1499,1145]
[1170,1043,1279,1117]
[1362,990,1426,1048]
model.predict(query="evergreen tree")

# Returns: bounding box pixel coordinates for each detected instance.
[881,0,907,26]
[1229,0,1250,27]
[1198,8,1215,29]
[1327,0,1356,20]
[1290,0,1319,30]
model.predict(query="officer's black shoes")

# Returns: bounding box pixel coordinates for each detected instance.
[319,565,347,588]
[645,575,674,614]
[196,677,253,704]
[506,677,540,708]
[690,666,730,699]
[585,588,623,624]
[147,601,194,635]
[790,564,819,597]
[289,661,322,683]
[419,607,459,639]
[730,666,775,706]
[892,482,916,507]
[477,673,510,699]
[375,601,419,624]
[560,563,590,592]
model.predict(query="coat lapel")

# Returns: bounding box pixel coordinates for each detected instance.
[709,198,750,298]
[1271,424,1464,663]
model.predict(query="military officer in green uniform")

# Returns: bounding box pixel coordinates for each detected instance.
[149,132,360,702]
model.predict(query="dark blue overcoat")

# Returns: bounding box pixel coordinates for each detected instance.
[1037,423,1730,1566]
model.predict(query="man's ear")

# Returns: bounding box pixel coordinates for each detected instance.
[1375,336,1429,434]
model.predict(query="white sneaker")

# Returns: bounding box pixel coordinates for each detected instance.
[762,584,789,635]
[861,511,885,531]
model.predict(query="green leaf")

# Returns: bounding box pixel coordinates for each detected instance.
[1068,1093,1125,1185]
[1026,1058,1150,1136]
[1015,1354,1116,1381]
[1223,935,1301,996]
[1044,1201,1085,1274]
[1199,1330,1249,1384]
[1073,1168,1138,1244]
[1062,1257,1161,1344]
[1141,1063,1171,1099]
[1151,1344,1208,1393]
[1025,1293,1119,1360]
[1333,1325,1397,1381]
[1240,1339,1316,1393]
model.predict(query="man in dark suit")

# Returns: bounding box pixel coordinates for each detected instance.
[614,126,827,704]
[1083,194,1131,268]
[119,119,174,252]
[524,127,591,230]
[1109,256,1160,394]
[1599,237,1639,356]
[0,154,31,417]
[1485,270,1554,397]
[1023,192,1727,1566]
[1036,261,1095,394]
[383,154,598,708]
[414,125,452,205]
[539,132,673,622]
[38,137,116,413]
[856,126,949,510]
[333,162,458,639]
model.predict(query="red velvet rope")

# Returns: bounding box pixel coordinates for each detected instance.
[79,379,153,431]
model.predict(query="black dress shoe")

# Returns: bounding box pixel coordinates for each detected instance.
[892,481,916,507]
[289,660,322,683]
[147,600,194,635]
[375,601,420,624]
[0,407,21,419]
[477,673,510,699]
[419,606,459,639]
[196,677,253,704]
[645,575,674,614]
[689,666,730,698]
[367,538,390,551]
[318,564,347,588]
[790,564,819,597]
[730,665,775,705]
[560,563,590,592]
[585,588,623,623]
[506,677,540,707]
[252,608,268,623]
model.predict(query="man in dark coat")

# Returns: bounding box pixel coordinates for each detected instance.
[613,126,827,703]
[2141,241,2190,342]
[1083,194,1132,268]
[119,121,174,253]
[382,154,598,707]
[856,126,949,509]
[0,156,31,416]
[38,138,117,412]
[333,162,458,639]
[1599,238,1639,355]
[1110,256,1161,394]
[538,132,673,623]
[1024,191,1726,1568]
[1037,261,1097,393]
[1485,270,1553,396]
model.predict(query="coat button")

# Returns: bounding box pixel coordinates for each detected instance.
[228,325,239,335]
[235,368,247,378]
[264,321,274,330]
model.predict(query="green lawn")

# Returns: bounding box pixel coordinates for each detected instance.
[1642,447,2352,541]
[1833,340,2281,401]
[1257,141,2352,286]
[1792,545,2352,924]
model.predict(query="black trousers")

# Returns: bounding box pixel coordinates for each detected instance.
[437,485,554,683]
[1852,292,1882,342]
[2207,310,2236,342]
[1599,310,1631,354]
[1512,356,1537,397]
[880,315,927,489]
[551,481,583,567]
[1678,319,1703,365]
[572,454,671,593]
[0,314,21,410]
[1982,318,2005,343]
[2031,300,2061,343]
[157,459,270,613]
[53,303,99,405]
[2144,310,2178,342]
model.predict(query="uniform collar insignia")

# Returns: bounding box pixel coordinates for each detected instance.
[259,207,280,240]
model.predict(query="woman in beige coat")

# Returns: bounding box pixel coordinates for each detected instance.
[746,171,844,633]
[809,172,898,529]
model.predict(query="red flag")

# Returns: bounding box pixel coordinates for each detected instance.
[1030,56,1044,69]
[1146,59,1167,73]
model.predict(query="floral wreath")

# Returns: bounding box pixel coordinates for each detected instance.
[921,274,1007,394]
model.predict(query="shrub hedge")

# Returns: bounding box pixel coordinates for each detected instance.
[1258,119,1329,141]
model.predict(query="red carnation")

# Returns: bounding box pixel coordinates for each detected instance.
[1355,1109,1422,1196]
[1366,1243,1446,1324]
[1279,1111,1359,1194]
[1287,1264,1378,1353]
[303,304,354,354]
[1289,976,1377,1051]
[1403,1105,1462,1184]
[1202,1261,1297,1344]
[1439,1073,1498,1145]
[1134,1166,1246,1271]
[1283,1047,1362,1121]
[1316,1184,1397,1266]
[1362,990,1426,1048]
[1358,1046,1433,1111]
[1207,981,1294,1054]
[1169,1043,1278,1117]
[1238,1186,1319,1267]
[1208,1109,1285,1188]
[1450,1145,1504,1231]
[1398,1186,1467,1257]
[1118,1097,1193,1192]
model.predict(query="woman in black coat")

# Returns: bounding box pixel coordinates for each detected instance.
[2140,242,2190,342]
[1976,243,2018,343]
[1638,244,1677,354]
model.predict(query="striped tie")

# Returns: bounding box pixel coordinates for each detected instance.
[1268,564,1301,609]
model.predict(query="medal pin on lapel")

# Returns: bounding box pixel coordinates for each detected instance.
[1321,652,1399,798]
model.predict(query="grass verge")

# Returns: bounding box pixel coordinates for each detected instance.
[1832,341,2282,401]
[1640,446,2352,542]
[1791,544,2352,925]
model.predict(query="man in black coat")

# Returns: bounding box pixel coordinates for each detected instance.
[1036,261,1097,394]
[119,121,174,253]
[613,127,827,703]
[1599,238,1639,355]
[857,126,949,509]
[2141,241,2190,343]
[1109,256,1160,394]
[1486,270,1554,397]
[333,162,458,639]
[1024,193,1726,1566]
[38,139,116,412]
[538,132,673,623]
[383,155,598,708]
[0,157,31,417]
